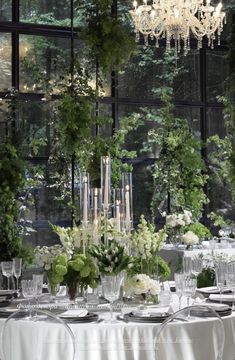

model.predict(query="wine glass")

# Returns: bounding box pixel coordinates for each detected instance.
[101,273,124,323]
[183,275,197,308]
[190,257,203,277]
[13,258,22,291]
[226,262,235,309]
[1,262,13,290]
[215,261,228,303]
[174,273,185,309]
[21,280,37,306]
[183,256,192,275]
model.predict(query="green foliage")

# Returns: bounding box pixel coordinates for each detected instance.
[141,88,208,219]
[81,0,136,72]
[197,267,215,288]
[207,212,231,228]
[184,223,211,239]
[90,240,131,275]
[0,142,25,261]
[65,253,99,290]
[127,255,171,281]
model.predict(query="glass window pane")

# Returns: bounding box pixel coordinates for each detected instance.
[20,0,71,26]
[174,107,201,138]
[132,161,153,222]
[119,104,158,156]
[0,0,11,21]
[206,50,228,102]
[174,51,200,101]
[207,107,226,137]
[19,35,71,93]
[0,33,11,90]
[18,100,54,157]
[119,47,200,101]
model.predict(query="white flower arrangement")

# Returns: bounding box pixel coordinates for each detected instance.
[165,210,193,228]
[124,274,160,296]
[131,215,167,260]
[182,231,199,246]
[34,245,63,270]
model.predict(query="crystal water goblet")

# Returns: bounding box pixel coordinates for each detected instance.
[101,273,124,323]
[13,258,22,291]
[1,261,13,290]
[183,275,197,308]
[190,257,203,278]
[226,262,235,310]
[32,274,44,305]
[174,273,185,309]
[215,261,228,303]
[21,280,37,306]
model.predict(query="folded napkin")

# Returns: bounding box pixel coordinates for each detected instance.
[209,294,234,302]
[193,301,229,311]
[132,306,170,317]
[60,309,88,318]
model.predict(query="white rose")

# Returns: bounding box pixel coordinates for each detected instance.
[182,231,199,245]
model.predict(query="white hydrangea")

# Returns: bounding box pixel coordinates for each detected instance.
[182,231,199,245]
[166,210,193,228]
[34,244,62,270]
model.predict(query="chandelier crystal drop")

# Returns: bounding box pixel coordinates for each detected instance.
[129,0,226,55]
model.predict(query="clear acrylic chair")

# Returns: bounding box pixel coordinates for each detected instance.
[1,308,76,360]
[155,305,225,360]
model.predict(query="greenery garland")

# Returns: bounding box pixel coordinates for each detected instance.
[79,0,136,72]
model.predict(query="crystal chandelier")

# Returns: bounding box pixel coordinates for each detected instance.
[129,0,226,55]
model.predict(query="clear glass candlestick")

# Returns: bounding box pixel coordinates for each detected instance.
[101,156,111,212]
[122,172,133,234]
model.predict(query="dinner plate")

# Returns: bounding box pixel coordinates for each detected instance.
[190,307,232,318]
[0,300,11,308]
[59,312,99,323]
[0,307,19,318]
[120,311,171,323]
[208,294,234,305]
[197,287,232,298]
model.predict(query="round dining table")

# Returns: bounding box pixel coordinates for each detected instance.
[0,307,235,360]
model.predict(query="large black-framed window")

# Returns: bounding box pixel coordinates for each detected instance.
[0,1,231,245]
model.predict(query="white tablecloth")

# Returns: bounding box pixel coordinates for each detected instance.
[1,310,235,360]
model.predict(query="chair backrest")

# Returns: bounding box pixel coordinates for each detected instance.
[1,308,76,360]
[155,305,225,360]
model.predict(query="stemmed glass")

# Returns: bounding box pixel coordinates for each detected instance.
[226,262,235,310]
[1,262,13,290]
[183,256,192,275]
[101,273,124,323]
[174,273,185,310]
[13,258,22,291]
[183,275,197,307]
[215,261,228,303]
[190,258,203,278]
[21,280,37,306]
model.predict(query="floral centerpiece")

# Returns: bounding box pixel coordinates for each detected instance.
[128,215,170,279]
[34,245,68,295]
[165,210,211,247]
[90,240,130,275]
[34,224,99,297]
[124,274,160,304]
[63,253,99,300]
